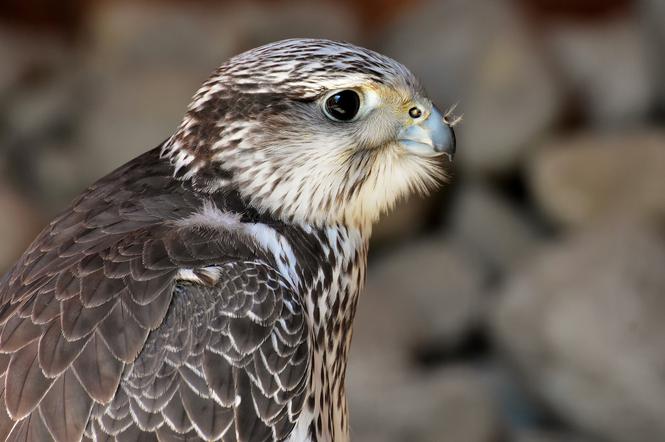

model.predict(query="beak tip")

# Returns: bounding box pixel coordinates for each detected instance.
[433,125,456,159]
[398,106,457,159]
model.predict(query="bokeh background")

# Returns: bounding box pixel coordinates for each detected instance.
[1,0,664,441]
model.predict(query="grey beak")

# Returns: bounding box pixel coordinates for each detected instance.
[398,106,456,159]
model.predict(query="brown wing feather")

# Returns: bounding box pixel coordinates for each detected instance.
[0,151,185,441]
[0,149,311,441]
[39,369,93,441]
[117,262,310,442]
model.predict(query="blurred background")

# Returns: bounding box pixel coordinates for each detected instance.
[1,0,664,441]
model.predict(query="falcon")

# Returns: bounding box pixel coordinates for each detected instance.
[0,39,456,441]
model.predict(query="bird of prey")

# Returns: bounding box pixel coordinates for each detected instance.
[0,39,455,442]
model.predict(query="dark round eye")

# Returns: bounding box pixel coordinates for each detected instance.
[409,107,422,118]
[324,90,361,121]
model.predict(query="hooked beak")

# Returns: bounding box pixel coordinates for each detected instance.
[398,106,456,160]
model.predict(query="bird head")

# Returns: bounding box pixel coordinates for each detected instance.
[163,38,456,230]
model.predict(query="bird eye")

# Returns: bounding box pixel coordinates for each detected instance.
[324,90,361,122]
[409,107,422,119]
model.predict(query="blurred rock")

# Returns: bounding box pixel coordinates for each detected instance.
[0,29,23,97]
[372,195,437,247]
[545,17,653,126]
[493,220,665,442]
[512,429,597,442]
[349,366,501,442]
[0,183,41,274]
[0,27,71,100]
[4,65,79,140]
[213,1,359,52]
[639,0,665,111]
[349,238,487,436]
[31,142,90,214]
[89,1,357,73]
[381,0,562,175]
[354,239,486,365]
[459,25,561,175]
[0,27,79,188]
[528,131,665,228]
[446,182,543,277]
[76,68,199,181]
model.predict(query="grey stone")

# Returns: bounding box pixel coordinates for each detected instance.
[527,131,665,228]
[75,68,200,181]
[640,0,665,110]
[492,220,665,442]
[372,195,438,247]
[348,239,488,440]
[544,17,654,127]
[446,182,543,276]
[6,71,79,141]
[88,1,358,74]
[512,430,598,442]
[349,366,501,442]
[213,1,359,52]
[31,142,90,214]
[0,28,71,100]
[353,239,486,359]
[0,27,80,171]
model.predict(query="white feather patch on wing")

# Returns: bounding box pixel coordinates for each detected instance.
[175,201,301,289]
